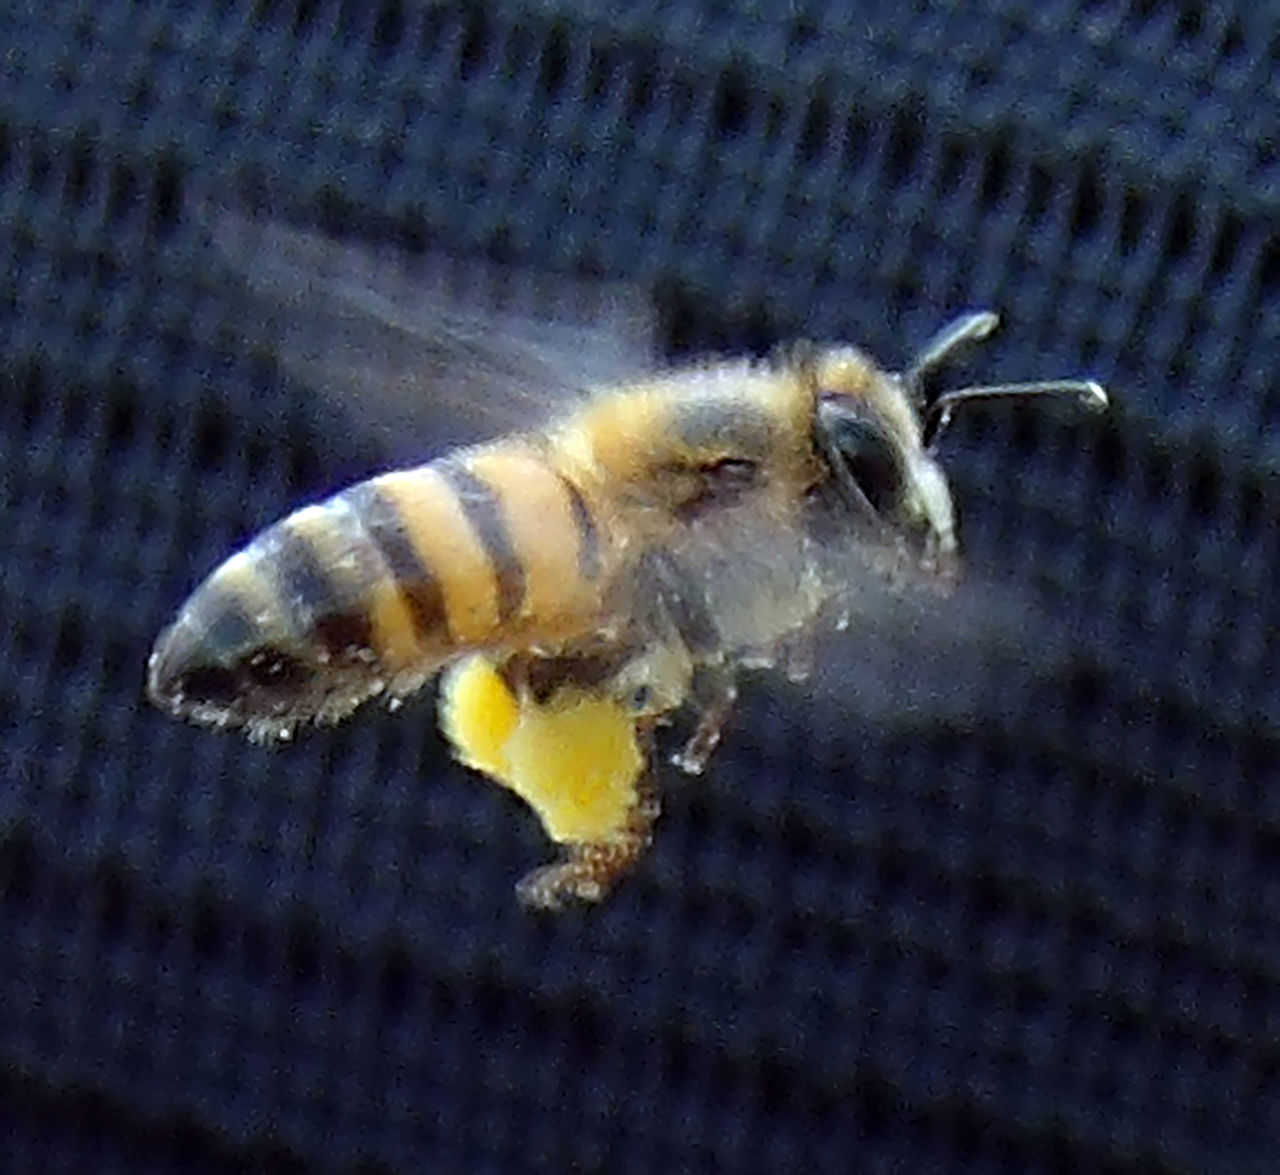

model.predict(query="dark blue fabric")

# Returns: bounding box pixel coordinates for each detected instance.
[2,1,1278,1171]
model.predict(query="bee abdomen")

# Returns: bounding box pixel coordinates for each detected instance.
[148,443,610,735]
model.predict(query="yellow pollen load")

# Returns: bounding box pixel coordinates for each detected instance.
[440,656,643,846]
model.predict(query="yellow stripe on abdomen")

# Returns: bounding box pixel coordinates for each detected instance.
[206,548,292,643]
[367,466,501,645]
[462,448,606,631]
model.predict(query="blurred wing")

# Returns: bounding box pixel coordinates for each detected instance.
[197,205,658,456]
[652,490,1056,731]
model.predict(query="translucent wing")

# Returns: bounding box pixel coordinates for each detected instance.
[644,479,1062,740]
[197,204,658,456]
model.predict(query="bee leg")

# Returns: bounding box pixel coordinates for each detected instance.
[672,664,737,776]
[642,550,721,659]
[776,628,816,684]
[515,762,661,911]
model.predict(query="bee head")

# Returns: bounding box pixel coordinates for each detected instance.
[810,312,1107,580]
[811,346,959,580]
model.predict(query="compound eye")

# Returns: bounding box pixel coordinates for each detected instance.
[818,400,905,516]
[837,418,902,514]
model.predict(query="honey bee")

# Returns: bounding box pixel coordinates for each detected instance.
[148,214,1107,908]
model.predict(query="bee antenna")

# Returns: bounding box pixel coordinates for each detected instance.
[923,379,1109,449]
[902,310,1108,449]
[902,310,1002,404]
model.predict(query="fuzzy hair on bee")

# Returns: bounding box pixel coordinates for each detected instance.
[147,210,1108,909]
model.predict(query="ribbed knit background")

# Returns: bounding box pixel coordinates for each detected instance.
[3,2,1279,1171]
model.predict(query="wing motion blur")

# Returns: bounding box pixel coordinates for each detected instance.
[196,203,659,454]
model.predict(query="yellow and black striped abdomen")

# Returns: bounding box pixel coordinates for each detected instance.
[147,442,612,738]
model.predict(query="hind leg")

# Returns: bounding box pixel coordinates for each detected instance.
[515,765,661,910]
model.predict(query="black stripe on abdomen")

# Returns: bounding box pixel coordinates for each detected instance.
[437,460,526,623]
[555,473,602,583]
[199,591,260,657]
[343,481,448,640]
[262,518,375,659]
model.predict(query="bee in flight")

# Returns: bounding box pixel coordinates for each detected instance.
[148,213,1107,909]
